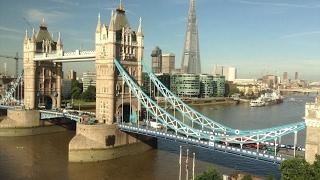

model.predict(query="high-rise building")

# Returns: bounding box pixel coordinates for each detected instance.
[61,79,72,99]
[283,72,288,82]
[67,69,77,80]
[295,72,299,80]
[162,53,175,74]
[213,65,236,82]
[181,0,201,74]
[82,72,96,91]
[151,46,162,73]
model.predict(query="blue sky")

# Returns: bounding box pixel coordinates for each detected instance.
[1,0,320,80]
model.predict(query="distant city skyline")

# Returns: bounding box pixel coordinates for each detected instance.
[1,0,320,80]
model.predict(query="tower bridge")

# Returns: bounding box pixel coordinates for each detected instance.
[0,0,318,164]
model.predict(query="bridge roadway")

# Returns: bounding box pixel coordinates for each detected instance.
[118,123,287,164]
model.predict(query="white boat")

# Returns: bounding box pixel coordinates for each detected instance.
[250,98,265,107]
[261,91,283,105]
[250,90,283,107]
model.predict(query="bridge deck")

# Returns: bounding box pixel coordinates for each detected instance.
[118,123,286,163]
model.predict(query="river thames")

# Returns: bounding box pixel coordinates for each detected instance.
[0,94,314,180]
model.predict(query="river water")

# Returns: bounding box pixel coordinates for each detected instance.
[0,94,315,180]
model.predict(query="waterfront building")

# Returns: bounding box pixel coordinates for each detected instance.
[61,79,72,99]
[199,74,213,98]
[181,0,201,74]
[162,53,175,74]
[213,75,225,97]
[67,69,77,80]
[233,78,260,96]
[82,72,96,91]
[213,65,237,82]
[157,73,171,91]
[170,74,200,98]
[151,46,162,73]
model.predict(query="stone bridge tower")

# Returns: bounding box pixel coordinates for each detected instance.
[305,96,320,163]
[95,1,143,124]
[23,19,62,109]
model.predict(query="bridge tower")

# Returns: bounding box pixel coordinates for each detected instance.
[69,1,152,162]
[23,19,62,109]
[95,1,143,124]
[305,96,320,163]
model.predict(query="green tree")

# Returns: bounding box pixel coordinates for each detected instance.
[71,80,83,99]
[227,84,240,96]
[195,167,222,180]
[312,155,320,179]
[280,158,314,180]
[266,174,275,180]
[241,174,252,180]
[71,86,82,99]
[81,85,96,102]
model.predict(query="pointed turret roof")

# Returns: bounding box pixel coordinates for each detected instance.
[57,32,62,45]
[137,17,143,35]
[110,0,130,31]
[36,18,53,43]
[96,13,101,32]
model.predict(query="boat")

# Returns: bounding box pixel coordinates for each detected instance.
[250,97,265,107]
[261,91,283,105]
[250,90,283,107]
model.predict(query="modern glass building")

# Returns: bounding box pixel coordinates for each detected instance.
[170,74,200,98]
[199,74,213,98]
[213,75,225,97]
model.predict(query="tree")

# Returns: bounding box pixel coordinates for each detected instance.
[71,86,82,99]
[266,174,275,180]
[71,80,83,99]
[195,167,222,180]
[81,85,96,102]
[312,155,320,179]
[280,158,314,180]
[241,174,252,180]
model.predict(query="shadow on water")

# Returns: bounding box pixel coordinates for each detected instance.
[156,138,280,179]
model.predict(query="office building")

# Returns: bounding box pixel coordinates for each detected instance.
[283,72,288,83]
[213,65,236,82]
[68,69,77,80]
[162,53,175,74]
[295,72,299,80]
[82,72,96,91]
[61,79,72,99]
[213,75,225,97]
[199,74,213,98]
[170,74,200,97]
[181,0,201,74]
[151,46,162,73]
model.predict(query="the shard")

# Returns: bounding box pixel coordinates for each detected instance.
[181,0,201,74]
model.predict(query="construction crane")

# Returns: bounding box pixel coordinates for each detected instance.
[0,53,23,77]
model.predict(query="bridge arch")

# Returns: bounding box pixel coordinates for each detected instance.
[116,99,138,124]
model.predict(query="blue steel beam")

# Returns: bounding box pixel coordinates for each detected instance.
[115,59,305,144]
[143,62,305,137]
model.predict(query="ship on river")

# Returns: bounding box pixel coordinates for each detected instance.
[250,91,283,107]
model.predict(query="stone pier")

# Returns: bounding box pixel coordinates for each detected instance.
[68,123,156,162]
[0,109,67,136]
[305,96,320,163]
